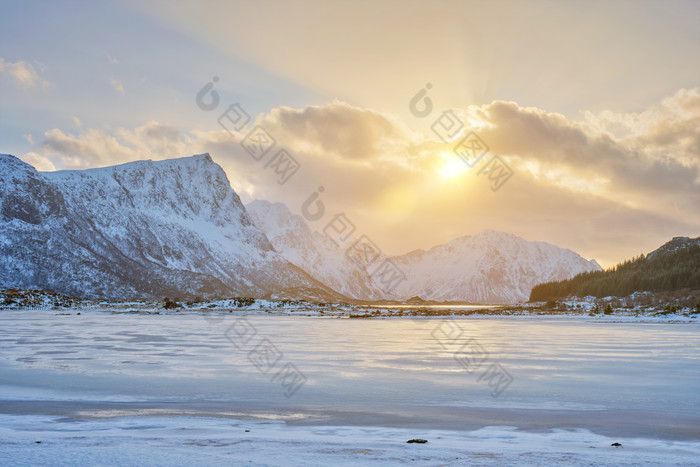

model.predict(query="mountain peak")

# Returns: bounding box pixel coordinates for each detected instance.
[476,228,508,236]
[0,154,29,171]
[390,228,602,304]
[194,152,212,162]
[647,236,700,260]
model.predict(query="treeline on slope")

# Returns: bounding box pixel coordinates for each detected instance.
[529,244,700,301]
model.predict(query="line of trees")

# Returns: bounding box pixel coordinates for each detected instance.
[529,244,700,301]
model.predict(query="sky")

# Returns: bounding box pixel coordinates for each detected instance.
[1,0,699,267]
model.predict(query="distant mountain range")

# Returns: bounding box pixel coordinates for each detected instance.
[246,201,601,304]
[529,236,700,301]
[1,153,601,303]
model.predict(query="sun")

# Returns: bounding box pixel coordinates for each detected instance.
[437,152,468,179]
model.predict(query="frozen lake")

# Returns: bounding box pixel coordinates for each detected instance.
[1,310,699,465]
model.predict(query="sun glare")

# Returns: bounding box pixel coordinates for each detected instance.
[437,152,468,179]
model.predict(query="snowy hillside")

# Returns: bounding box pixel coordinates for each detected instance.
[247,200,384,300]
[389,230,602,303]
[0,153,335,300]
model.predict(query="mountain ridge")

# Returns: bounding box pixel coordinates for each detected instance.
[246,200,385,300]
[246,200,602,304]
[0,153,339,300]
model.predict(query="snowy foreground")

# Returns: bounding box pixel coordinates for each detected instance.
[1,310,699,466]
[2,414,699,466]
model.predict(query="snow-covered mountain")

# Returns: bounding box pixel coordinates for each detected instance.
[389,230,602,304]
[1,152,601,303]
[246,200,384,300]
[248,201,602,304]
[0,153,337,300]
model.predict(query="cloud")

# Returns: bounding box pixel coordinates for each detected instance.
[21,152,56,172]
[473,97,700,199]
[262,101,416,161]
[109,78,125,93]
[73,117,82,128]
[0,58,50,88]
[585,88,700,169]
[22,89,700,266]
[38,121,191,169]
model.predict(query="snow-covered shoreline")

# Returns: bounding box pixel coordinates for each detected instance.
[2,290,697,323]
[2,413,699,467]
[3,307,697,323]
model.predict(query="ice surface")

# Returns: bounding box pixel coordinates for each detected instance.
[1,310,699,465]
